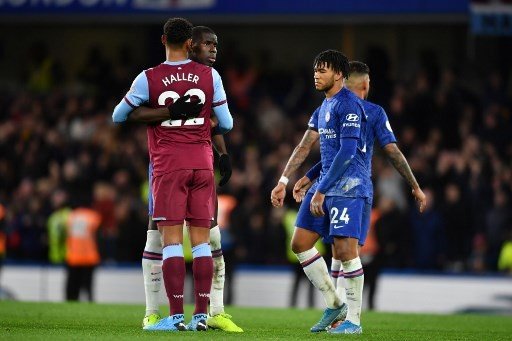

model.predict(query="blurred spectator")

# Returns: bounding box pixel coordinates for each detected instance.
[376,164,408,211]
[409,189,445,270]
[485,190,511,270]
[92,183,117,263]
[24,43,64,93]
[47,190,71,264]
[441,183,471,271]
[468,233,489,273]
[216,194,239,304]
[65,205,101,302]
[78,46,114,100]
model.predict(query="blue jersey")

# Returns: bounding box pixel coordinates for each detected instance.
[305,98,398,199]
[362,100,397,195]
[308,87,370,198]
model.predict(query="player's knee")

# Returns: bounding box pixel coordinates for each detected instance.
[291,240,307,254]
[333,242,357,261]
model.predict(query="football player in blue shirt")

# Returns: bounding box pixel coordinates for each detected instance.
[271,50,366,333]
[271,57,427,334]
[292,61,426,334]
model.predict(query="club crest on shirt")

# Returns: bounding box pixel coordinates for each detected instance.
[325,111,330,122]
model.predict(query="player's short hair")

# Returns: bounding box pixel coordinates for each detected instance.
[349,61,370,76]
[314,50,350,79]
[192,26,216,43]
[163,17,193,45]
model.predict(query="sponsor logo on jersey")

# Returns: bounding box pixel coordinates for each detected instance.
[342,122,360,128]
[319,128,337,139]
[346,113,359,122]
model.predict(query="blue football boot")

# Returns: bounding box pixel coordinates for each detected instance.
[143,314,188,331]
[187,313,208,331]
[328,320,363,334]
[310,303,347,332]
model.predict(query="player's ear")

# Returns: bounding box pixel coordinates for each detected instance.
[161,34,167,46]
[334,72,343,82]
[185,38,192,50]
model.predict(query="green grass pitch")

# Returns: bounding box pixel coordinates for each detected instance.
[1,301,511,340]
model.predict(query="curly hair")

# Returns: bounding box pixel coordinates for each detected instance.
[313,50,350,79]
[163,17,193,45]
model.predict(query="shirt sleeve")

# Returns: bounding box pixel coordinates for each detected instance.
[212,103,233,134]
[307,107,320,131]
[376,106,397,147]
[212,68,227,107]
[112,71,149,123]
[305,161,322,180]
[317,137,358,194]
[338,101,362,140]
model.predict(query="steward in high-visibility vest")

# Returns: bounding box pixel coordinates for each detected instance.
[66,208,101,267]
[65,207,101,301]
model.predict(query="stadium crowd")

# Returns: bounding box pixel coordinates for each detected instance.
[0,43,511,274]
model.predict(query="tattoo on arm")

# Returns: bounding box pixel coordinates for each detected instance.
[282,129,319,178]
[384,143,419,189]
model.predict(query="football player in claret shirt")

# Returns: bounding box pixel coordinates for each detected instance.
[115,25,241,332]
[112,18,232,332]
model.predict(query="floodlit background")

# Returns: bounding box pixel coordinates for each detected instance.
[0,0,511,314]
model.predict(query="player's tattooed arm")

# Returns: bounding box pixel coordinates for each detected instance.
[384,143,427,212]
[271,129,319,207]
[281,129,320,178]
[127,106,170,123]
[383,143,418,189]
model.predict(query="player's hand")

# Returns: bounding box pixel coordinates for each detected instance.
[310,191,325,217]
[412,187,427,213]
[210,116,219,128]
[218,154,232,187]
[168,94,202,120]
[271,183,286,207]
[293,176,312,203]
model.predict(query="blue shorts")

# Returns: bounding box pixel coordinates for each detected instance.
[148,162,153,216]
[295,192,330,243]
[325,196,372,245]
